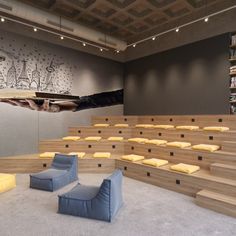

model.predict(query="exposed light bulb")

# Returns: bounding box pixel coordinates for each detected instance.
[152,37,156,41]
[1,17,5,22]
[116,50,120,53]
[133,44,136,48]
[60,35,64,40]
[204,17,209,22]
[83,42,86,46]
[175,28,179,32]
[100,48,103,52]
[33,27,37,32]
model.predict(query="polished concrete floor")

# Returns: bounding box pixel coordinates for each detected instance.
[0,173,235,236]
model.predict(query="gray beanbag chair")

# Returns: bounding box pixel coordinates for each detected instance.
[58,169,123,222]
[30,154,78,192]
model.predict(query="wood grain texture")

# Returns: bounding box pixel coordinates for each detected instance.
[210,163,236,180]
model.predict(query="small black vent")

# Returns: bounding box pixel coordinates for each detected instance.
[98,130,101,134]
[119,131,122,134]
[191,118,195,122]
[131,146,134,150]
[198,156,203,161]
[218,118,223,122]
[148,149,151,153]
[124,166,127,171]
[98,164,102,168]
[65,144,69,148]
[43,163,47,168]
[170,152,174,156]
[147,172,151,177]
[88,145,92,148]
[176,180,180,185]
[140,131,143,135]
[181,134,184,138]
[78,130,81,133]
[170,118,173,122]
[209,136,213,140]
[158,133,162,136]
[112,145,116,149]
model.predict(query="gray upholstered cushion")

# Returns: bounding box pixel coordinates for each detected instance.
[58,169,123,222]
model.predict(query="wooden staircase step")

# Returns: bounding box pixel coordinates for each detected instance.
[210,163,236,180]
[196,189,236,218]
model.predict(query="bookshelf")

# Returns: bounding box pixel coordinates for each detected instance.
[230,32,236,114]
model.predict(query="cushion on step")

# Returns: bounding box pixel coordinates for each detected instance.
[142,158,168,167]
[93,124,110,127]
[176,126,199,130]
[154,125,175,129]
[203,126,229,132]
[166,141,191,148]
[121,154,145,162]
[135,124,155,128]
[128,138,149,144]
[62,136,80,141]
[114,124,129,127]
[145,139,167,145]
[93,152,111,158]
[0,174,16,193]
[39,152,59,158]
[170,163,200,174]
[107,137,124,141]
[191,144,220,152]
[68,152,86,158]
[84,136,102,141]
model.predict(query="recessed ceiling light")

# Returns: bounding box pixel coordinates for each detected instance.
[152,37,156,41]
[1,17,5,22]
[33,27,37,32]
[133,44,136,48]
[175,28,179,32]
[60,35,64,40]
[204,17,209,22]
[83,42,86,46]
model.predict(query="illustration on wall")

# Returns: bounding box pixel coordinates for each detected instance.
[0,36,73,94]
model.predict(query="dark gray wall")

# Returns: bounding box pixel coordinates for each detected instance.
[124,34,230,115]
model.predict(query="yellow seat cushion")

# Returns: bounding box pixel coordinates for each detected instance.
[121,154,145,162]
[176,126,199,130]
[84,136,102,141]
[62,136,80,141]
[114,124,129,127]
[0,174,16,193]
[39,152,59,158]
[142,158,168,167]
[135,124,155,128]
[93,124,110,127]
[166,142,191,148]
[93,152,111,158]
[192,144,220,152]
[203,126,229,132]
[154,125,175,129]
[68,152,86,158]
[128,138,149,144]
[145,139,168,145]
[107,137,124,141]
[170,163,200,174]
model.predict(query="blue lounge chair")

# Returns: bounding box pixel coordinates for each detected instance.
[58,169,123,222]
[30,154,78,192]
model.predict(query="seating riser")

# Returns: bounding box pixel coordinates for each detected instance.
[39,140,124,154]
[124,143,236,169]
[115,160,236,197]
[221,141,236,152]
[68,127,132,139]
[210,164,236,180]
[92,116,138,126]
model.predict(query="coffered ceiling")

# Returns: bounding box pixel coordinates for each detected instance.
[15,0,232,43]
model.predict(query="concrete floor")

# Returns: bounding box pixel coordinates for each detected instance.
[0,173,235,236]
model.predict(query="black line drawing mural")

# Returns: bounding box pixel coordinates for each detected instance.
[0,35,73,94]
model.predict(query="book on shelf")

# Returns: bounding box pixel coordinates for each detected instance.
[232,35,236,45]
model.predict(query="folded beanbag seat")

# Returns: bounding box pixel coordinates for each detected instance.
[142,158,168,167]
[94,124,110,127]
[39,152,59,158]
[192,144,220,152]
[0,174,16,193]
[58,169,123,222]
[62,136,80,141]
[121,154,145,162]
[135,124,155,128]
[203,126,229,132]
[176,126,199,130]
[145,139,167,145]
[93,152,111,158]
[30,154,78,192]
[68,152,86,158]
[84,136,102,141]
[154,125,175,129]
[128,138,149,144]
[170,163,200,174]
[166,141,191,148]
[114,124,129,127]
[107,137,124,141]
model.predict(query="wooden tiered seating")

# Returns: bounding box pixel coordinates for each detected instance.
[1,114,236,217]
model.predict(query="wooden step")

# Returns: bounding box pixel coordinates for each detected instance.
[196,190,236,218]
[210,163,236,180]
